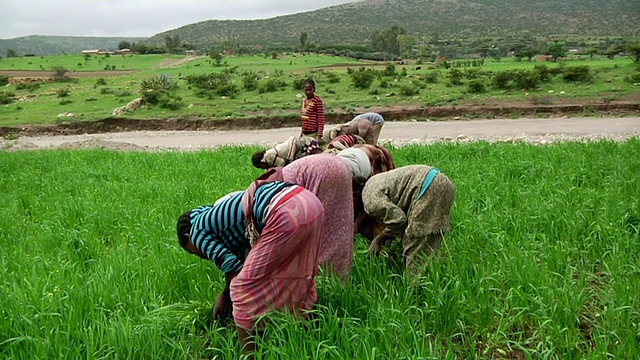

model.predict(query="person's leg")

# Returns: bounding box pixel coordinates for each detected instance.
[372,124,383,144]
[402,230,443,278]
[231,189,324,346]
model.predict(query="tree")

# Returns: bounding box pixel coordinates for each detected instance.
[164,35,181,54]
[585,47,598,59]
[520,46,539,61]
[371,25,406,59]
[299,31,308,50]
[627,44,640,63]
[6,49,18,58]
[547,42,566,62]
[118,41,131,50]
[397,34,415,58]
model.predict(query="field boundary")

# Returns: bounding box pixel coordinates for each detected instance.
[1,101,639,137]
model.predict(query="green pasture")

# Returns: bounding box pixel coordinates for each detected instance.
[0,54,638,127]
[1,140,639,359]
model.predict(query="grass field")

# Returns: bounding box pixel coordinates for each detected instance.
[1,54,638,127]
[1,141,639,359]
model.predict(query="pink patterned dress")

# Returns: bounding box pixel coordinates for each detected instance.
[282,154,354,281]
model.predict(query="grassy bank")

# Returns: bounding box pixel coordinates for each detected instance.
[1,141,639,359]
[1,54,637,127]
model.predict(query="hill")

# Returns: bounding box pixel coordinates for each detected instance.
[0,35,146,57]
[144,0,640,48]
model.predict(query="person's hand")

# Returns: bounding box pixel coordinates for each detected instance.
[212,293,233,320]
[316,135,323,145]
[368,240,382,256]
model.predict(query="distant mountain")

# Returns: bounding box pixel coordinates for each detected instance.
[144,0,640,48]
[0,35,146,57]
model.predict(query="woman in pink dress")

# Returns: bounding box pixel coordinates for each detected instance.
[254,153,354,282]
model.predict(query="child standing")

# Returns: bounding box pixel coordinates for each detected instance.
[300,78,325,145]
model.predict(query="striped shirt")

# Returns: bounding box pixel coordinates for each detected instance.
[189,182,293,274]
[301,95,325,136]
[327,134,359,150]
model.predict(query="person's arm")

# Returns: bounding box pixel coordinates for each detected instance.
[362,182,407,253]
[368,232,394,255]
[213,270,239,319]
[315,98,325,144]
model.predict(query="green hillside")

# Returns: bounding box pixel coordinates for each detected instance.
[0,35,146,57]
[145,0,640,48]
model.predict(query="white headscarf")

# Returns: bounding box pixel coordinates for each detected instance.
[337,148,372,180]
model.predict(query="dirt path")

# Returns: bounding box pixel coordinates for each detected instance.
[2,116,638,151]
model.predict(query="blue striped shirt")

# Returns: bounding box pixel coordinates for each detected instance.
[189,182,293,274]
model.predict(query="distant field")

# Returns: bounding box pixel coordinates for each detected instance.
[1,141,639,359]
[0,53,637,127]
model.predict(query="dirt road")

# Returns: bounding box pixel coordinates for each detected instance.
[2,116,639,151]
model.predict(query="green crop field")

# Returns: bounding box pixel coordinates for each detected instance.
[2,141,639,359]
[1,54,638,127]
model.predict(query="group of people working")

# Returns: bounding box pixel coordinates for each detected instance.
[176,78,456,354]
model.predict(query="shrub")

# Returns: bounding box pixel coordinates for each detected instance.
[447,68,463,85]
[399,84,420,96]
[513,69,540,90]
[380,64,396,77]
[59,99,72,105]
[56,88,70,98]
[242,73,258,91]
[0,75,8,86]
[351,68,376,89]
[95,78,107,86]
[423,71,438,84]
[561,66,592,83]
[0,92,14,105]
[467,79,486,94]
[258,79,282,93]
[139,74,179,104]
[492,70,513,89]
[532,65,551,83]
[15,83,40,91]
[325,72,340,84]
[291,78,306,91]
[184,72,236,98]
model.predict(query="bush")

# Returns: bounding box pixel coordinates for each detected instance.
[184,72,236,98]
[258,79,284,93]
[492,70,513,89]
[95,78,107,86]
[140,74,179,104]
[561,66,592,83]
[399,84,420,96]
[325,72,340,84]
[56,88,70,98]
[467,79,486,94]
[423,71,438,84]
[15,83,40,91]
[0,92,14,105]
[59,99,72,105]
[242,73,259,91]
[532,65,551,83]
[291,78,306,91]
[380,63,396,77]
[513,69,540,90]
[447,68,463,85]
[351,68,376,89]
[0,75,8,86]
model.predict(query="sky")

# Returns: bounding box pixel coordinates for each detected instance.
[1,0,357,39]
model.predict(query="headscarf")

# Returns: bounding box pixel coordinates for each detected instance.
[336,147,372,181]
[352,144,395,175]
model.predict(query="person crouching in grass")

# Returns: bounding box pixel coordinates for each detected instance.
[176,181,325,355]
[361,165,455,279]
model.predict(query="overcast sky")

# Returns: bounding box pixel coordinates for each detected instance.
[1,0,357,39]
